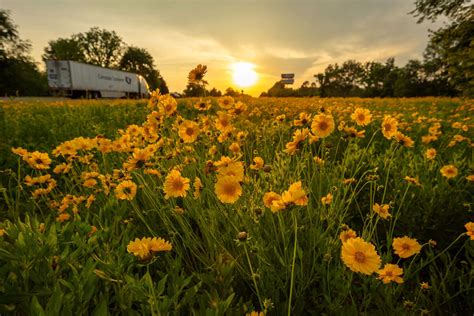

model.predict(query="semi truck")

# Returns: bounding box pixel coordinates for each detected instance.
[46,60,150,99]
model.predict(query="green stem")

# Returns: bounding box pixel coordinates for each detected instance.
[409,234,466,276]
[132,201,155,236]
[288,212,298,316]
[244,244,263,310]
[16,157,21,216]
[388,185,410,241]
[381,145,397,204]
[146,265,160,316]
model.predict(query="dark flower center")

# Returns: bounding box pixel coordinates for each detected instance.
[354,251,365,263]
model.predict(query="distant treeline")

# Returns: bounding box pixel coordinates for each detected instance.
[261,57,457,98]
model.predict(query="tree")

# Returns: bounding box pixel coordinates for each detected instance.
[119,46,154,75]
[208,87,222,96]
[411,0,473,96]
[0,58,47,96]
[337,60,365,96]
[75,27,124,68]
[224,87,240,97]
[157,77,169,94]
[423,41,457,96]
[362,58,398,97]
[0,9,18,52]
[0,10,46,96]
[42,27,124,68]
[0,9,30,61]
[315,73,327,97]
[410,0,471,22]
[42,38,85,62]
[394,60,425,97]
[424,18,473,96]
[313,60,367,97]
[183,83,205,97]
[298,80,318,97]
[315,64,339,97]
[119,46,168,93]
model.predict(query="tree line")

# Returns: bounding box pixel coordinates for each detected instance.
[261,57,458,98]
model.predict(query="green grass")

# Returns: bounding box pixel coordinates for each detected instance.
[0,96,473,315]
[0,99,149,183]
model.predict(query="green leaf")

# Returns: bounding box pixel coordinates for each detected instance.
[46,284,63,315]
[47,224,57,248]
[0,248,17,261]
[17,232,26,249]
[30,296,46,316]
[92,298,109,316]
[218,293,235,314]
[156,274,168,296]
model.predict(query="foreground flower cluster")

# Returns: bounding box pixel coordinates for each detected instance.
[1,95,472,314]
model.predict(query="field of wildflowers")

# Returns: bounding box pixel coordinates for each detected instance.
[0,95,473,315]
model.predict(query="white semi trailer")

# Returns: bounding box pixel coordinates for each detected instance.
[46,60,150,99]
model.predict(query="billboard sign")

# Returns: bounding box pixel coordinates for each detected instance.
[281,73,295,79]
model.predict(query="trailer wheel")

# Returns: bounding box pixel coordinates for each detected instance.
[71,91,81,99]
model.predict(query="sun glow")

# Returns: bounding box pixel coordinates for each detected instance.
[231,62,258,88]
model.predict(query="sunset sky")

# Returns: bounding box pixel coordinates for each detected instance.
[3,0,442,96]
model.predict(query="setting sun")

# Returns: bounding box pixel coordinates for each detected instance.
[231,62,258,88]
